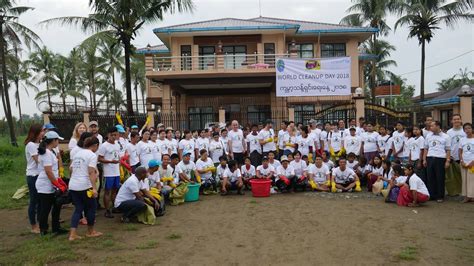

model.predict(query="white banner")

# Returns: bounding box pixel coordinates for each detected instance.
[275,57,352,97]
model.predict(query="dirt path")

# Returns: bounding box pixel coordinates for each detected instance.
[1,192,473,265]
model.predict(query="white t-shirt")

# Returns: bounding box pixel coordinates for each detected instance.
[269,160,281,170]
[424,132,451,158]
[332,167,356,184]
[385,137,393,156]
[361,131,379,153]
[25,142,39,176]
[69,149,97,191]
[309,128,321,149]
[219,136,229,155]
[228,129,244,153]
[408,136,425,161]
[114,174,140,208]
[377,134,390,154]
[117,137,129,156]
[276,165,295,178]
[282,134,297,153]
[297,135,313,156]
[179,139,196,161]
[324,160,335,171]
[209,140,225,163]
[408,174,429,196]
[68,138,78,150]
[278,129,289,149]
[126,142,140,166]
[176,161,196,180]
[246,134,262,154]
[216,165,229,180]
[347,160,357,170]
[256,165,275,177]
[344,127,363,137]
[195,137,210,153]
[156,138,169,156]
[98,141,120,177]
[137,141,154,168]
[70,146,82,160]
[320,131,330,151]
[95,134,103,156]
[329,130,344,151]
[392,131,405,154]
[307,163,330,183]
[241,165,256,177]
[290,160,307,176]
[395,175,407,185]
[167,138,179,155]
[344,135,362,156]
[258,128,276,152]
[372,166,384,176]
[148,171,161,187]
[36,149,59,194]
[196,158,214,181]
[447,127,466,161]
[224,168,241,182]
[460,137,474,164]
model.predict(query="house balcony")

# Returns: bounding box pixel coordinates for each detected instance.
[146,53,289,80]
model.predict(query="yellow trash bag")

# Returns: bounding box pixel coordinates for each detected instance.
[169,182,189,206]
[12,185,29,200]
[136,203,156,225]
[355,180,362,192]
[331,181,337,193]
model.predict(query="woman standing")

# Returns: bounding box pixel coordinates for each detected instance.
[68,136,103,240]
[460,123,474,203]
[69,122,87,150]
[24,124,44,234]
[36,131,68,236]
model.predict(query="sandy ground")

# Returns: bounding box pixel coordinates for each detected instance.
[1,192,474,265]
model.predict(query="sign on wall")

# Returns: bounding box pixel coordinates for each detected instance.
[275,57,352,97]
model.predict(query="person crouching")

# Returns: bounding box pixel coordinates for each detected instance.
[221,160,244,195]
[331,158,361,192]
[275,155,297,193]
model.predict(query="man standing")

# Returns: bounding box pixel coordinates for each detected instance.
[422,116,433,137]
[391,122,406,160]
[423,121,451,203]
[446,114,466,196]
[309,119,321,155]
[277,121,289,160]
[228,120,246,166]
[258,120,277,157]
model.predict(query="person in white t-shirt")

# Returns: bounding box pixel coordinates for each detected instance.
[367,155,384,192]
[256,156,275,180]
[446,114,466,196]
[283,128,297,156]
[176,151,197,183]
[408,126,425,179]
[114,167,148,223]
[196,150,217,194]
[328,123,345,161]
[222,160,244,195]
[331,158,360,192]
[115,125,129,157]
[209,132,226,165]
[246,124,262,167]
[297,127,313,157]
[376,126,390,158]
[219,129,230,156]
[320,122,331,152]
[178,130,196,162]
[241,157,256,189]
[306,154,330,192]
[391,122,406,159]
[268,151,281,170]
[258,120,277,157]
[98,127,121,218]
[216,156,229,184]
[156,129,170,157]
[228,121,246,165]
[68,136,102,241]
[166,129,179,155]
[195,129,210,154]
[69,122,87,150]
[422,116,433,138]
[360,122,380,163]
[344,127,362,156]
[137,131,154,168]
[277,121,289,159]
[290,151,308,190]
[346,152,358,170]
[459,122,474,203]
[397,165,430,207]
[127,132,141,173]
[24,124,45,234]
[275,155,296,192]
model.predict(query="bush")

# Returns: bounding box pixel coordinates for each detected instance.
[0,159,14,172]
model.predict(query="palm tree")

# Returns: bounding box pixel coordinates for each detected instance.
[395,0,474,101]
[67,48,86,112]
[437,68,474,92]
[29,46,55,111]
[50,54,70,113]
[341,0,396,101]
[96,77,113,114]
[0,0,40,146]
[41,0,194,116]
[361,39,397,88]
[79,39,106,111]
[128,55,146,114]
[98,38,124,113]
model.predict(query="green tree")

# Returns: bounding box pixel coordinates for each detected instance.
[0,0,40,146]
[79,40,106,111]
[128,55,146,114]
[29,46,55,111]
[98,38,124,113]
[361,39,397,88]
[42,0,194,116]
[395,0,473,101]
[67,48,87,112]
[388,75,415,109]
[437,67,474,92]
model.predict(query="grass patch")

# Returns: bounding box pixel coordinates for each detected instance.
[167,233,181,240]
[136,240,158,250]
[398,246,418,261]
[249,199,258,204]
[124,224,139,231]
[444,236,463,241]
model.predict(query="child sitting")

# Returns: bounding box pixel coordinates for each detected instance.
[290,151,308,190]
[275,155,296,192]
[397,165,430,207]
[355,156,372,186]
[346,152,358,170]
[331,158,361,192]
[321,151,334,171]
[307,154,330,192]
[256,156,275,180]
[221,160,244,195]
[302,154,309,166]
[268,151,281,169]
[216,156,229,186]
[241,157,256,190]
[383,164,406,203]
[196,149,217,195]
[367,156,384,192]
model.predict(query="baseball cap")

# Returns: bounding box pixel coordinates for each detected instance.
[157,123,164,128]
[131,125,139,129]
[89,121,98,127]
[148,159,161,168]
[280,155,289,162]
[262,156,269,161]
[43,123,56,130]
[183,150,192,156]
[45,131,64,140]
[116,124,126,133]
[165,127,173,131]
[349,127,356,131]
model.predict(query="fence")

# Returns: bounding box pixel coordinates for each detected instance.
[48,113,84,140]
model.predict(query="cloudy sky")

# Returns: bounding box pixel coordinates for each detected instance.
[4,0,473,117]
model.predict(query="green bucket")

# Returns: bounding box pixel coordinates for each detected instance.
[185,183,201,202]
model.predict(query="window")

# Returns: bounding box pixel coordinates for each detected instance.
[440,109,453,131]
[188,107,215,130]
[264,43,275,66]
[181,45,192,70]
[294,105,315,124]
[321,43,346,58]
[247,105,271,125]
[288,43,314,58]
[198,46,215,70]
[223,45,247,69]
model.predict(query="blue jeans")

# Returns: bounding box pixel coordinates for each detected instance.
[117,200,146,219]
[70,190,97,228]
[27,175,40,225]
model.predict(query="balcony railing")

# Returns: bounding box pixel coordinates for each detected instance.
[151,53,289,73]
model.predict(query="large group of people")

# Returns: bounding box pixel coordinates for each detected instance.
[23,114,474,240]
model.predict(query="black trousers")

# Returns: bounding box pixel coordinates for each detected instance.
[426,157,446,200]
[38,193,62,233]
[249,151,262,167]
[117,200,146,219]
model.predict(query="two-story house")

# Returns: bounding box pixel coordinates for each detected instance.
[137,17,376,129]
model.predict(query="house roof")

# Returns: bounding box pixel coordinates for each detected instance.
[136,44,169,54]
[420,86,471,106]
[412,91,444,102]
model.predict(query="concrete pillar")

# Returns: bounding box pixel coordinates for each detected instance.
[83,111,90,126]
[192,45,199,70]
[219,107,225,124]
[216,54,224,72]
[42,112,51,124]
[459,95,473,124]
[432,108,440,121]
[353,96,365,122]
[288,107,295,122]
